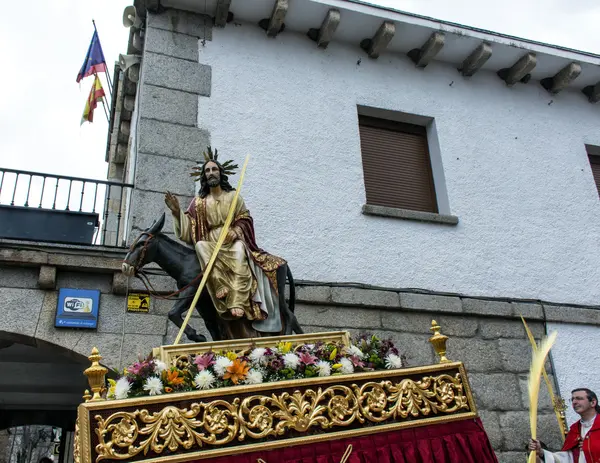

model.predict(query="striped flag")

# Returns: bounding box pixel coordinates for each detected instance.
[76,30,108,82]
[81,75,105,125]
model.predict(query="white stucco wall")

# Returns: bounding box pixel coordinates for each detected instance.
[197,23,600,305]
[547,322,600,424]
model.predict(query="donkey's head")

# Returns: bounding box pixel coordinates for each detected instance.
[122,213,165,276]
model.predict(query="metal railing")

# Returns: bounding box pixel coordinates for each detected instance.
[0,168,134,247]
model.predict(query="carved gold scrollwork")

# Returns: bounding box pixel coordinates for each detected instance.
[73,423,81,463]
[239,385,357,441]
[201,399,240,444]
[93,374,470,462]
[356,373,468,423]
[271,390,329,433]
[95,401,239,461]
[326,385,358,426]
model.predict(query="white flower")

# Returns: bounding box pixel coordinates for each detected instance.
[339,357,354,374]
[249,348,268,366]
[316,360,331,377]
[347,345,365,359]
[143,376,163,396]
[213,356,233,377]
[385,353,404,370]
[194,370,216,390]
[153,360,168,374]
[283,353,300,370]
[114,377,131,400]
[245,369,264,385]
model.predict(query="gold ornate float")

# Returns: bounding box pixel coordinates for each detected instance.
[74,321,479,463]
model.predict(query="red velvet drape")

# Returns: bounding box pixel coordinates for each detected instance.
[197,418,498,463]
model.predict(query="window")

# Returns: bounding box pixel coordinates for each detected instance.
[586,145,600,196]
[358,115,438,213]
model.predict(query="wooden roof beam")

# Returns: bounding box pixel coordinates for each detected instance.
[214,0,232,28]
[360,21,395,59]
[582,82,600,103]
[408,32,445,68]
[458,42,492,77]
[307,9,341,49]
[259,0,288,37]
[497,52,537,86]
[541,62,582,94]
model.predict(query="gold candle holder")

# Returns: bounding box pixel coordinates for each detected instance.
[84,347,108,402]
[429,320,451,363]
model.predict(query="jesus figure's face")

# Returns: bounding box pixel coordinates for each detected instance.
[204,161,220,187]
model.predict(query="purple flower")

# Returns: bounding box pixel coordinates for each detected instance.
[194,353,215,371]
[127,360,149,376]
[298,352,317,366]
[270,358,284,370]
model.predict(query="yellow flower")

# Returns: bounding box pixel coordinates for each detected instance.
[226,351,238,361]
[329,348,338,361]
[332,364,342,369]
[278,342,292,354]
[107,379,116,398]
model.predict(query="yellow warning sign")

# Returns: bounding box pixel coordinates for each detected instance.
[127,293,150,313]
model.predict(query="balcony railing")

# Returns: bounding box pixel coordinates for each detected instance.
[0,168,133,247]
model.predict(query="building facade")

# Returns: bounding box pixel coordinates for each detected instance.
[2,1,600,462]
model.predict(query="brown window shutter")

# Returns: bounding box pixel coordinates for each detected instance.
[589,155,600,196]
[358,116,438,213]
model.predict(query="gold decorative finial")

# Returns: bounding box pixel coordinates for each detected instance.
[553,395,569,437]
[83,389,92,402]
[84,347,108,402]
[429,320,450,363]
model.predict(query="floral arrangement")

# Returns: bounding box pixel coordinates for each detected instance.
[107,334,405,400]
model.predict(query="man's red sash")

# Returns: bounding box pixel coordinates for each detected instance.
[562,416,600,463]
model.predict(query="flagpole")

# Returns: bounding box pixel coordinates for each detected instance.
[92,19,114,97]
[100,99,110,123]
[94,72,110,123]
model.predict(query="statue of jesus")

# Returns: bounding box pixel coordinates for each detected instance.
[164,147,286,339]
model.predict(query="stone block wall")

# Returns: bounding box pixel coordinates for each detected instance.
[126,9,212,241]
[1,240,597,462]
[0,430,9,463]
[291,285,567,463]
[0,243,168,369]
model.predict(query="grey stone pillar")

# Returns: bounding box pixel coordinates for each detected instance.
[127,8,213,240]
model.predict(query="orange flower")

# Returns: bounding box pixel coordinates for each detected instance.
[165,387,173,393]
[223,359,250,384]
[163,369,184,387]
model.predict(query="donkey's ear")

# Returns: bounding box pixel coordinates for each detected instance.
[148,213,166,234]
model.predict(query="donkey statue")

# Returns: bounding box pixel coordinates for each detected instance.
[122,213,302,343]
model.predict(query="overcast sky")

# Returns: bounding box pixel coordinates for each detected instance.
[1,0,599,181]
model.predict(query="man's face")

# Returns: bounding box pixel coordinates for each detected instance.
[571,391,596,416]
[204,162,220,187]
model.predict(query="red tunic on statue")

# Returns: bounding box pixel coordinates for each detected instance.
[561,415,600,463]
